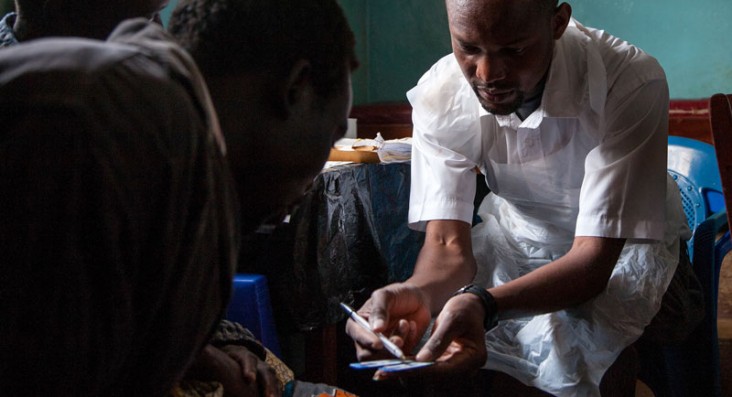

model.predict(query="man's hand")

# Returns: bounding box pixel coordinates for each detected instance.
[373,292,487,381]
[345,283,432,361]
[186,344,281,397]
[416,292,487,364]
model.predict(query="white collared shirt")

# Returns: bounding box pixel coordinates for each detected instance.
[407,19,683,243]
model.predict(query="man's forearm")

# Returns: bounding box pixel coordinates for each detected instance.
[489,236,626,320]
[407,220,477,314]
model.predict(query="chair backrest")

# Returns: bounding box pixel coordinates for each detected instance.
[667,136,725,258]
[709,93,732,240]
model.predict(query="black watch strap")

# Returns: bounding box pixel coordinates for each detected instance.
[453,284,499,331]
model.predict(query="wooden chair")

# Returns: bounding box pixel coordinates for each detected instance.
[710,93,732,239]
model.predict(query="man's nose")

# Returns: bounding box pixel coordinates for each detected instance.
[476,55,506,83]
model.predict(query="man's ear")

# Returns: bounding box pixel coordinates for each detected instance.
[552,3,572,40]
[278,59,312,118]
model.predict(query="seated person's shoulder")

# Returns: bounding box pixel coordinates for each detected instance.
[0,19,195,107]
[0,21,216,164]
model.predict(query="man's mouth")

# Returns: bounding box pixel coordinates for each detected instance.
[480,89,514,103]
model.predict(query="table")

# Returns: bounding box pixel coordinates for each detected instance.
[237,162,424,382]
[240,162,423,330]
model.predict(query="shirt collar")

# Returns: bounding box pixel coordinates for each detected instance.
[0,12,19,48]
[540,19,607,119]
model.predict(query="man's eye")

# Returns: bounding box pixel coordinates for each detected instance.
[506,47,525,55]
[458,44,480,54]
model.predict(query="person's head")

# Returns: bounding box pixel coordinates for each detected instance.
[12,0,168,41]
[168,0,358,234]
[445,0,571,115]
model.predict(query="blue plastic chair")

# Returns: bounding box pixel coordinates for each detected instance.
[225,273,281,356]
[638,136,729,397]
[667,136,725,258]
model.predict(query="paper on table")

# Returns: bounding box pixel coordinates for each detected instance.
[377,137,412,163]
[323,161,354,170]
[334,135,383,152]
[329,136,381,163]
[330,133,412,164]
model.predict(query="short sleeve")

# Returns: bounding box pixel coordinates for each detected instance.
[406,55,482,231]
[575,78,669,240]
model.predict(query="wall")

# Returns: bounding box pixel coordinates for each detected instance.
[342,0,732,104]
[341,0,452,105]
[0,2,178,22]
[571,0,732,101]
[5,1,727,103]
[0,2,179,25]
[159,0,178,26]
[0,0,10,15]
[338,0,370,108]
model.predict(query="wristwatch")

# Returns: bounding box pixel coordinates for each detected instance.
[453,284,499,331]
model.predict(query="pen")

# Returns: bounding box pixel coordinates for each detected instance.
[340,302,406,360]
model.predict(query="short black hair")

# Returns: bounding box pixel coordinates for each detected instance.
[14,0,58,21]
[168,0,358,99]
[541,0,560,14]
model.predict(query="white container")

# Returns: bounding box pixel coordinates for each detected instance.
[346,118,358,139]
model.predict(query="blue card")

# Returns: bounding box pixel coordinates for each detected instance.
[378,361,434,372]
[349,359,405,369]
[350,359,434,372]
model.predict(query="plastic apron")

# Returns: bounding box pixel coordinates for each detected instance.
[471,113,686,396]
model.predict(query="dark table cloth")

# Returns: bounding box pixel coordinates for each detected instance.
[239,162,424,332]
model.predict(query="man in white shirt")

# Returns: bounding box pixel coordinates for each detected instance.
[346,1,698,395]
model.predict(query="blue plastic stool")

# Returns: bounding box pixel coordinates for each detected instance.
[225,273,281,357]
